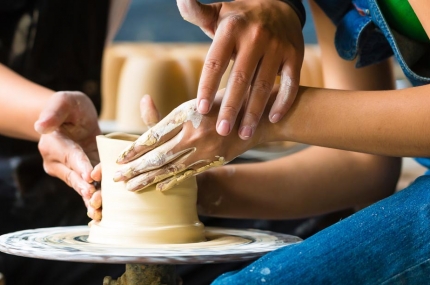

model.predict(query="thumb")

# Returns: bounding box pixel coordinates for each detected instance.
[140,95,161,128]
[176,0,220,38]
[34,93,71,134]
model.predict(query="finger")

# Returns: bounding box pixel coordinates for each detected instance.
[125,146,227,192]
[89,190,102,209]
[45,161,95,199]
[124,151,197,192]
[155,155,224,192]
[92,209,102,221]
[91,163,102,182]
[156,171,196,192]
[126,163,188,192]
[239,55,279,140]
[197,26,236,115]
[176,0,221,37]
[87,206,102,221]
[39,132,94,182]
[115,134,195,182]
[34,93,72,134]
[117,100,200,163]
[269,61,301,123]
[140,95,161,128]
[216,47,262,136]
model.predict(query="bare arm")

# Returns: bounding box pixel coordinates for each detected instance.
[0,63,52,140]
[271,85,430,157]
[0,64,101,211]
[197,147,400,219]
[409,0,430,39]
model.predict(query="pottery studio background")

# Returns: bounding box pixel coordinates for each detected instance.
[114,0,317,43]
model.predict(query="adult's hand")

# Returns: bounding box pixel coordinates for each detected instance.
[177,0,304,139]
[34,91,102,217]
[114,89,273,192]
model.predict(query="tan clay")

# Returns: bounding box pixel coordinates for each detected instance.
[88,133,206,245]
[115,56,191,133]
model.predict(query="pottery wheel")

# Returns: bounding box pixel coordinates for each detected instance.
[0,226,301,264]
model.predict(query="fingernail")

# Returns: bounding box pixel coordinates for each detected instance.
[198,99,210,114]
[270,113,281,123]
[239,126,253,139]
[113,172,122,182]
[217,120,231,136]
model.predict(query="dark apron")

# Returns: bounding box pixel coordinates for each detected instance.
[0,1,124,284]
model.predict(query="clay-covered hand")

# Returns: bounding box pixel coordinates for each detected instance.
[34,91,102,217]
[114,91,268,192]
[177,0,304,139]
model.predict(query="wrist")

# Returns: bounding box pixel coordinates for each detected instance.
[278,0,306,29]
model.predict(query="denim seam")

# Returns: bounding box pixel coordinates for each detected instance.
[368,0,428,81]
[335,15,372,60]
[380,257,430,284]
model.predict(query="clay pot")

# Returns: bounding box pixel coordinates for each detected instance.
[88,133,206,245]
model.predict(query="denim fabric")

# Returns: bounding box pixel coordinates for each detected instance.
[212,176,430,284]
[211,1,430,284]
[314,0,430,86]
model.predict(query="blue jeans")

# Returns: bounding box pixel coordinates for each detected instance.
[212,175,430,284]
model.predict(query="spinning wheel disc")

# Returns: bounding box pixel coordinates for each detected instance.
[0,226,301,264]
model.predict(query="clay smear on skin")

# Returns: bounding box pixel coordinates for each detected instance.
[121,100,227,192]
[118,100,202,161]
[135,100,203,148]
[119,133,191,180]
[156,156,226,192]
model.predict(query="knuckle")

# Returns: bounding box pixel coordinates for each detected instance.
[250,25,268,43]
[244,109,262,124]
[64,152,71,166]
[42,163,53,176]
[65,170,73,187]
[224,14,245,32]
[38,139,49,155]
[199,84,218,98]
[230,70,249,86]
[203,58,223,73]
[252,79,273,95]
[220,105,240,118]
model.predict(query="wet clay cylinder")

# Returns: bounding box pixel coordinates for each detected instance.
[88,133,206,245]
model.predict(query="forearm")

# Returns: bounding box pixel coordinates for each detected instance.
[198,146,400,219]
[262,85,430,157]
[0,63,53,140]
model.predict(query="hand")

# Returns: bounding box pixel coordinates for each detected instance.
[114,90,268,192]
[177,0,304,139]
[34,91,102,217]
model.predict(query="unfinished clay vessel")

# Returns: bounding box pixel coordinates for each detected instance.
[88,133,205,245]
